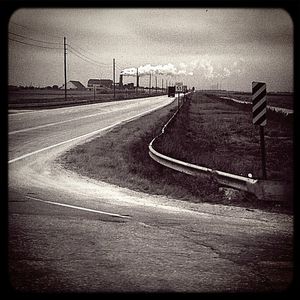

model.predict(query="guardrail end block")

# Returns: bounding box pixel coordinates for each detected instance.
[247,180,293,202]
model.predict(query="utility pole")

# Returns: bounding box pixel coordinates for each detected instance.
[162,78,163,92]
[155,76,157,94]
[64,37,67,102]
[113,58,115,99]
[149,73,151,94]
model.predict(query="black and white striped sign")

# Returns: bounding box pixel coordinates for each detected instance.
[252,81,267,126]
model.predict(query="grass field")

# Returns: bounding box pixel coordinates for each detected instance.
[59,93,293,214]
[155,92,293,181]
[8,89,166,109]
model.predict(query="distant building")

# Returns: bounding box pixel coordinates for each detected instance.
[124,83,134,89]
[60,80,86,90]
[87,79,113,90]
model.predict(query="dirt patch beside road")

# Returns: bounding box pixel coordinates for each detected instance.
[59,94,293,215]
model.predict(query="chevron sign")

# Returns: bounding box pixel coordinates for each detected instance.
[252,81,267,126]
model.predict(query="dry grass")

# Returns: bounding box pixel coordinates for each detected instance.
[59,94,293,214]
[58,102,221,203]
[155,93,293,182]
[8,89,165,109]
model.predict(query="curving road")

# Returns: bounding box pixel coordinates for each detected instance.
[8,95,293,293]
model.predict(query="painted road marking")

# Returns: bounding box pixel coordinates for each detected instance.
[9,96,171,135]
[9,111,110,135]
[26,196,131,219]
[8,122,120,164]
[8,99,173,164]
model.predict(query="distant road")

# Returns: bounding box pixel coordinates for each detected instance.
[8,96,293,292]
[8,96,172,162]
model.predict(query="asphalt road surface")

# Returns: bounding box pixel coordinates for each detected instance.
[8,95,293,293]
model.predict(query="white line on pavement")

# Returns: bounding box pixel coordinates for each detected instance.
[8,122,120,164]
[8,99,172,164]
[9,111,109,135]
[26,196,131,219]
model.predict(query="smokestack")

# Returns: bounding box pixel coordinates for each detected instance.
[119,74,123,88]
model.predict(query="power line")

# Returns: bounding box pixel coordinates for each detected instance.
[116,63,131,71]
[68,48,107,67]
[68,46,105,67]
[68,44,110,67]
[8,37,62,50]
[115,64,126,72]
[9,32,61,45]
[10,21,62,39]
[68,41,108,64]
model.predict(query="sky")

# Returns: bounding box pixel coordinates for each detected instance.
[8,8,293,92]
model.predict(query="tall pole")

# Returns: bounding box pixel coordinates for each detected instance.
[113,58,115,99]
[64,37,67,102]
[149,73,151,94]
[155,76,157,94]
[162,78,163,91]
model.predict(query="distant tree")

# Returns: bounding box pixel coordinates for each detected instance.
[8,85,18,91]
[52,85,59,89]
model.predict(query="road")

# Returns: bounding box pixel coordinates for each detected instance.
[8,95,293,293]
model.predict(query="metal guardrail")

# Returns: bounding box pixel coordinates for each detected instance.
[219,96,293,115]
[148,92,290,201]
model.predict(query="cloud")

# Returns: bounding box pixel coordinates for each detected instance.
[189,56,246,80]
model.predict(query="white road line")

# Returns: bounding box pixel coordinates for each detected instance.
[9,96,169,135]
[9,95,167,117]
[8,100,172,164]
[8,122,119,164]
[26,196,131,219]
[9,110,36,115]
[9,111,109,135]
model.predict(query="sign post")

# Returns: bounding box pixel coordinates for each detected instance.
[252,81,267,179]
[93,85,96,103]
[175,82,183,109]
[183,85,187,102]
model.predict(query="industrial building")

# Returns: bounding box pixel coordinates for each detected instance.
[117,74,134,89]
[87,79,113,90]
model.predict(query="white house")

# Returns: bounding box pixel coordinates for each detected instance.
[60,80,86,90]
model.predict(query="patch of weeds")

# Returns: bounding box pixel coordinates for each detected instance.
[59,94,293,214]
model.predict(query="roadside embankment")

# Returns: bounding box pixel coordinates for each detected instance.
[59,94,293,214]
[154,92,293,182]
